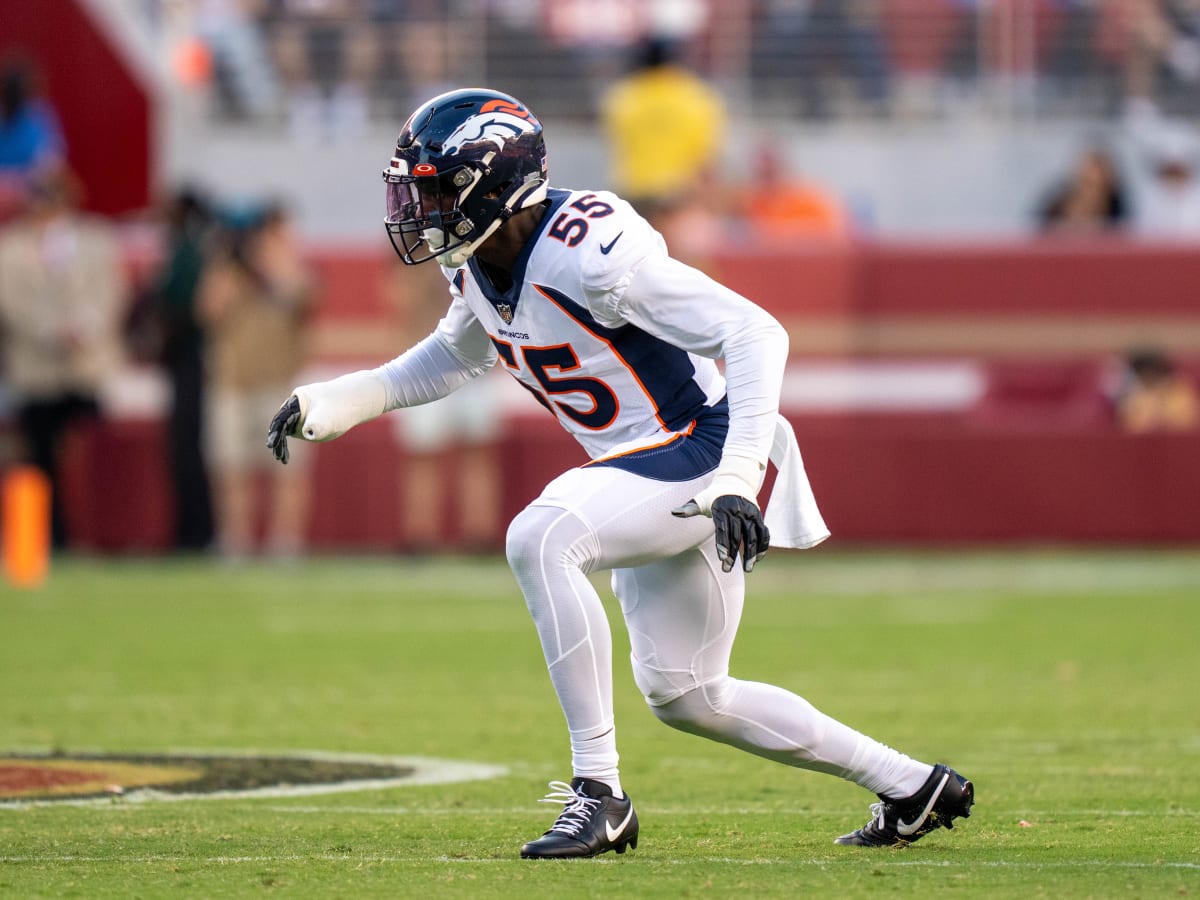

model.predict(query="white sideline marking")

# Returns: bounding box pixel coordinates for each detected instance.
[10,799,1192,819]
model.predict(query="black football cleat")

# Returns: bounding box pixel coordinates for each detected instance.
[834,763,974,847]
[520,778,639,859]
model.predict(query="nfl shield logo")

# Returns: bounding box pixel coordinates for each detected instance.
[497,303,514,324]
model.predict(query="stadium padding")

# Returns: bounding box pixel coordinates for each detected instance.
[4,240,1199,550]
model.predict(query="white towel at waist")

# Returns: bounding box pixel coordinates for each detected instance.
[764,414,831,549]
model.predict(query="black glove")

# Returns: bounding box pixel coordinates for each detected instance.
[711,495,770,573]
[673,494,770,574]
[266,395,301,464]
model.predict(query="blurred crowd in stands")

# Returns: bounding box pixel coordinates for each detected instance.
[164,0,1200,131]
[3,2,1200,560]
[0,51,318,557]
[0,174,317,557]
[1037,127,1200,234]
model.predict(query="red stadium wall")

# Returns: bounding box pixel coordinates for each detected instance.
[715,238,1200,359]
[0,0,152,215]
[13,239,1200,552]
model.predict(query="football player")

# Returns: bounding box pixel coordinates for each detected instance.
[266,89,974,856]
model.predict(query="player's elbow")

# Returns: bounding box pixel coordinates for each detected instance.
[717,308,789,372]
[762,315,789,356]
[743,310,788,358]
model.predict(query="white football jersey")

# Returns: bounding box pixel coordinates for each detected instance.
[432,188,728,460]
[365,186,823,544]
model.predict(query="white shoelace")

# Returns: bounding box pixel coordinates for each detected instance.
[867,800,887,829]
[538,781,601,837]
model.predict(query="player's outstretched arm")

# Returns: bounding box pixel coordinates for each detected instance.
[264,369,389,465]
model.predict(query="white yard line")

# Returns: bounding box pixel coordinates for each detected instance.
[248,804,1198,818]
[0,854,1196,870]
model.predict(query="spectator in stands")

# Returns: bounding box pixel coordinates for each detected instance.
[1099,0,1200,121]
[1114,346,1200,432]
[192,0,280,120]
[0,168,127,548]
[794,0,890,119]
[146,185,218,552]
[879,0,971,119]
[0,55,65,221]
[1132,125,1200,235]
[384,258,504,553]
[199,200,315,559]
[263,0,380,140]
[369,0,459,118]
[600,35,727,263]
[753,0,891,119]
[734,141,853,241]
[1037,144,1130,234]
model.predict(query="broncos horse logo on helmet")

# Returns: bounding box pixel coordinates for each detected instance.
[441,98,540,156]
[382,89,549,267]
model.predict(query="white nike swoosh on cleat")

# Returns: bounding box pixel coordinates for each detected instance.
[896,772,949,836]
[605,805,635,843]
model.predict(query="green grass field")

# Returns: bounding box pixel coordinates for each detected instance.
[2,549,1199,898]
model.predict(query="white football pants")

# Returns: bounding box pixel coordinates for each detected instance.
[505,463,933,799]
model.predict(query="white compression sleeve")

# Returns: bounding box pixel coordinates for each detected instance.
[292,370,388,442]
[290,333,486,443]
[616,255,789,506]
[373,332,489,411]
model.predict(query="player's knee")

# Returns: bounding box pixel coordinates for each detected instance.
[504,506,539,572]
[505,504,595,574]
[648,679,738,735]
[635,665,735,731]
[631,661,678,709]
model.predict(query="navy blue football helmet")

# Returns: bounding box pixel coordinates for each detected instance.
[382,88,549,266]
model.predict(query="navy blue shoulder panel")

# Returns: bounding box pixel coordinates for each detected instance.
[532,283,708,431]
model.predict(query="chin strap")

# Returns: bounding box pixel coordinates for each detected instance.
[437,217,504,267]
[437,179,549,267]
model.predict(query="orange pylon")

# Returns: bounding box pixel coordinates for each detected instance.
[3,465,51,588]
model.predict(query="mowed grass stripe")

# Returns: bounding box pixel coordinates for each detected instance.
[37,547,1200,597]
[1,551,1198,898]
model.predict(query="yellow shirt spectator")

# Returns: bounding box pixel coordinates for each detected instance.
[601,43,725,209]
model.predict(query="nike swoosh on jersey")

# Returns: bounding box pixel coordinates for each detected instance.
[895,771,949,836]
[605,805,635,842]
[600,232,624,255]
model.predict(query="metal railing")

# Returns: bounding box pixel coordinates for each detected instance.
[103,1,1200,127]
